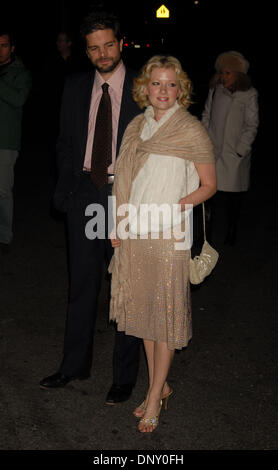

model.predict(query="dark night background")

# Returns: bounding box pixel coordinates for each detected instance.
[1,1,278,452]
[2,0,273,181]
[2,0,270,85]
[2,0,273,144]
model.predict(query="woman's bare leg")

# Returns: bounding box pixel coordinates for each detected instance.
[138,340,174,432]
[133,339,154,417]
[133,339,172,418]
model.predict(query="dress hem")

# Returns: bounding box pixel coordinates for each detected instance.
[114,323,192,351]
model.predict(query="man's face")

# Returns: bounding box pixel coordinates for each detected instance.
[56,33,71,54]
[86,28,123,79]
[0,34,14,66]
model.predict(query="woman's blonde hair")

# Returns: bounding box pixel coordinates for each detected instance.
[133,55,192,109]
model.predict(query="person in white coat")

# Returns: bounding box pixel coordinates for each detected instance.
[202,51,259,245]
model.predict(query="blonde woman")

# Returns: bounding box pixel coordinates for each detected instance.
[109,55,216,432]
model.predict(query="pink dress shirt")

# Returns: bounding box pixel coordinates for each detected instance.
[83,62,126,174]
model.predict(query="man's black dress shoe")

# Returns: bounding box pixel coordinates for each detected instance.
[39,372,89,389]
[105,383,133,405]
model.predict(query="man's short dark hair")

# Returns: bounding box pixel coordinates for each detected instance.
[80,11,122,41]
[0,30,15,46]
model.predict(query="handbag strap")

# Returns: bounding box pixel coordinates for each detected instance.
[202,202,207,242]
[185,161,207,243]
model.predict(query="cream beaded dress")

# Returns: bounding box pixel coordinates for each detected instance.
[113,103,200,350]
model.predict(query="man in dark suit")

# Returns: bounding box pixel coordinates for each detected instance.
[40,11,141,404]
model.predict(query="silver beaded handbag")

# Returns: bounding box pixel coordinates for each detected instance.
[189,202,219,284]
[185,162,219,284]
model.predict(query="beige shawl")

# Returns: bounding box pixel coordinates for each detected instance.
[109,106,214,322]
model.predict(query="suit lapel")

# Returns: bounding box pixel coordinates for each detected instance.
[117,69,140,156]
[77,71,95,170]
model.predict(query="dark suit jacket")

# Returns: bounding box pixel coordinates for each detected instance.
[53,67,141,212]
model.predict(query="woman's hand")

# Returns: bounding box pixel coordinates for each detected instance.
[178,198,192,211]
[110,232,121,248]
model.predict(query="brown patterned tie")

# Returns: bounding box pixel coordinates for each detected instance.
[91,82,112,189]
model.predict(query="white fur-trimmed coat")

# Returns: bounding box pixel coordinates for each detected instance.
[202,83,259,192]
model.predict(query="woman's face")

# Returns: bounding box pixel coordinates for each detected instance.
[144,67,180,120]
[220,68,236,89]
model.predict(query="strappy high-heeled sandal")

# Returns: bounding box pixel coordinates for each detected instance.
[133,400,147,418]
[138,400,162,433]
[133,384,173,418]
[162,388,173,410]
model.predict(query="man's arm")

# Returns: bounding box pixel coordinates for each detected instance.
[53,77,75,211]
[0,67,32,107]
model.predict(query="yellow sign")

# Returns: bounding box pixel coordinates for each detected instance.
[156,5,170,18]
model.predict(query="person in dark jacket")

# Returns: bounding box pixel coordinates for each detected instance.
[0,30,32,254]
[40,11,142,405]
[42,31,83,150]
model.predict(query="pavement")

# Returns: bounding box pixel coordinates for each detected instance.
[0,109,277,455]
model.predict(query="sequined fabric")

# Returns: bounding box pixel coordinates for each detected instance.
[115,236,192,351]
[109,104,214,349]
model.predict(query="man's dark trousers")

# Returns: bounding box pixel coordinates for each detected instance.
[59,173,141,385]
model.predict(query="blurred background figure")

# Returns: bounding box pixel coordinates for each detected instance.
[0,30,32,257]
[202,51,259,245]
[56,31,73,62]
[42,31,82,168]
[51,32,82,100]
